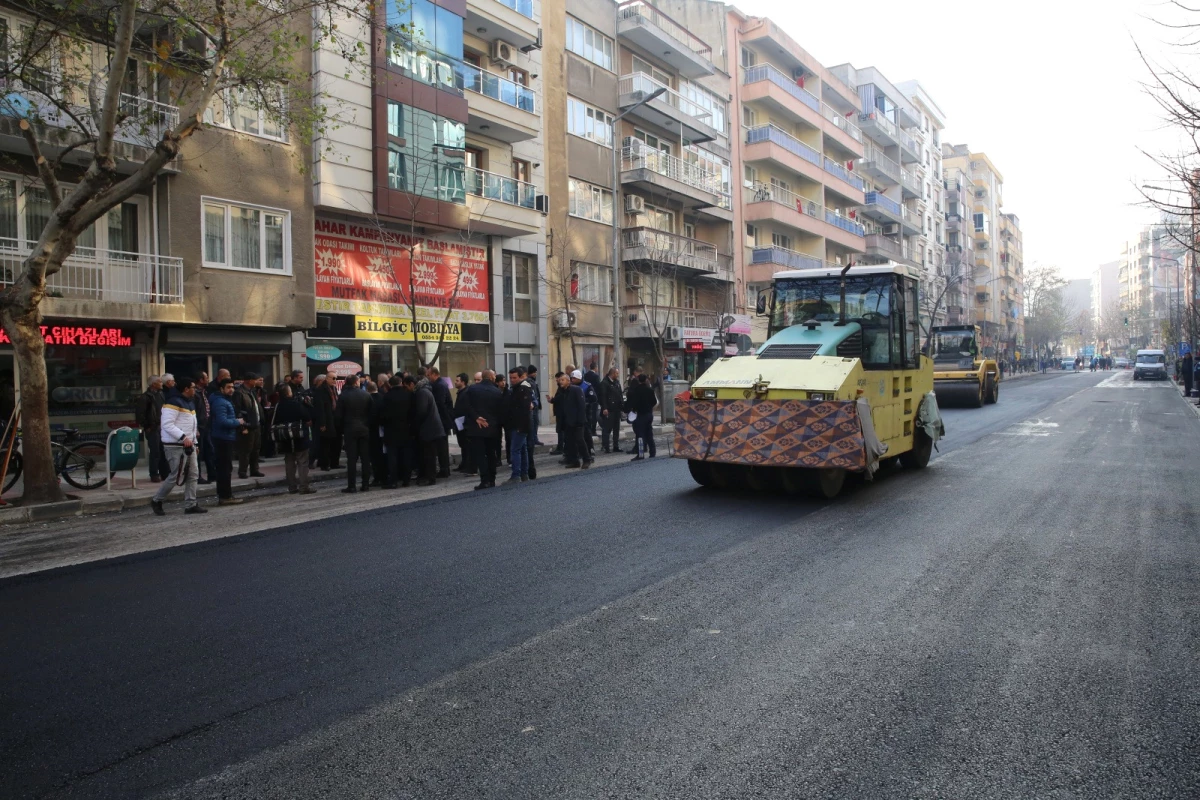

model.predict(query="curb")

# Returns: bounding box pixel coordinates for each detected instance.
[0,428,673,528]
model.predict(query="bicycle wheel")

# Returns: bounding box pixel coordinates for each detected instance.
[60,442,108,489]
[2,449,21,492]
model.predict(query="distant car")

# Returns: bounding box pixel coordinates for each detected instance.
[1061,359,1076,371]
[1133,349,1167,381]
[1114,357,1130,369]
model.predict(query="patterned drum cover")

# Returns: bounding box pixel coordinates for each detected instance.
[674,396,868,471]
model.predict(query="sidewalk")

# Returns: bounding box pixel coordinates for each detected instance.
[0,422,672,526]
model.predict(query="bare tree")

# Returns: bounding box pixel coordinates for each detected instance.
[1023,265,1069,362]
[0,0,371,504]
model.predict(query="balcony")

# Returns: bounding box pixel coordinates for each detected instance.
[623,307,722,342]
[617,1,714,78]
[742,63,820,114]
[458,61,539,143]
[899,167,921,199]
[465,168,543,236]
[743,126,863,199]
[859,191,919,234]
[618,73,722,146]
[858,145,900,186]
[751,245,823,271]
[622,227,733,280]
[0,89,181,174]
[744,181,865,249]
[823,157,866,192]
[896,126,920,163]
[620,142,732,220]
[0,238,183,306]
[863,233,917,267]
[822,102,863,145]
[464,0,540,51]
[858,111,899,147]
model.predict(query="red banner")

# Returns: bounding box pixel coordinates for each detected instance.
[313,218,490,324]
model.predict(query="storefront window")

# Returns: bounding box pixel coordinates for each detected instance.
[213,355,275,386]
[45,345,141,439]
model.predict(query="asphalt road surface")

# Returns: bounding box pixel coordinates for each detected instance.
[3,369,1198,799]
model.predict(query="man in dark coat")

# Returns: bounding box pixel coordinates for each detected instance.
[194,372,215,484]
[313,372,341,470]
[408,374,445,485]
[232,372,265,479]
[583,363,602,436]
[452,373,475,475]
[551,371,590,468]
[427,367,454,478]
[527,364,543,446]
[380,375,413,488]
[136,375,168,482]
[625,372,658,460]
[461,369,504,489]
[367,381,387,485]
[272,383,316,494]
[1183,351,1194,398]
[336,374,374,493]
[504,366,535,483]
[598,367,624,454]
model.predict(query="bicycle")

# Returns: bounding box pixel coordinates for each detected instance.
[1,427,109,492]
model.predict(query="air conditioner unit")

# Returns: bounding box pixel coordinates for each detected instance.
[535,194,550,214]
[665,326,681,341]
[882,223,900,236]
[552,310,578,330]
[625,194,646,214]
[490,40,514,66]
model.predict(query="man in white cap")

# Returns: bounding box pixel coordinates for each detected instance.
[569,369,595,460]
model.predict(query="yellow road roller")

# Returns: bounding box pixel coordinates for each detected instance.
[928,324,999,407]
[674,263,944,499]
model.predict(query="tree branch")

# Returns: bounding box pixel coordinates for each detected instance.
[93,0,140,163]
[18,119,61,207]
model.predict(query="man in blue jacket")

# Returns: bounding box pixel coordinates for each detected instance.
[209,378,245,505]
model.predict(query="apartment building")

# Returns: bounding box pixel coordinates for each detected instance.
[307,0,551,387]
[998,212,1024,350]
[940,161,976,326]
[825,65,921,279]
[1092,259,1120,328]
[0,5,315,437]
[728,15,866,347]
[546,0,735,380]
[942,145,1015,358]
[896,80,947,334]
[1118,224,1185,349]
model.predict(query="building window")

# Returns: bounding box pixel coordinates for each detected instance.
[740,46,757,69]
[573,262,611,304]
[502,252,533,322]
[742,106,757,128]
[771,232,792,250]
[567,178,613,224]
[206,83,288,142]
[387,101,466,204]
[201,198,290,274]
[567,97,613,146]
[566,17,613,71]
[745,223,757,247]
[679,79,727,133]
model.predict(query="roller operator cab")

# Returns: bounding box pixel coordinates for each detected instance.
[928,325,1000,407]
[674,264,944,499]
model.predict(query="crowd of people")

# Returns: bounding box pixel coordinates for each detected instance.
[136,362,662,514]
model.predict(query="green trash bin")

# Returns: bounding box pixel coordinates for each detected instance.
[108,427,141,472]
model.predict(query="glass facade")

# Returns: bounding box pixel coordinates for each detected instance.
[386,0,464,91]
[387,101,467,204]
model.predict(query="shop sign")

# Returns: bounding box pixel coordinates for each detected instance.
[0,326,133,347]
[328,360,363,377]
[685,341,705,353]
[724,314,752,336]
[678,327,718,349]
[354,316,462,342]
[51,386,117,403]
[306,344,342,362]
[313,219,490,325]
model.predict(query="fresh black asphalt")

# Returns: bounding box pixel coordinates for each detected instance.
[3,369,1197,798]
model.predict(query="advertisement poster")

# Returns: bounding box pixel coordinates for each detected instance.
[314,219,490,325]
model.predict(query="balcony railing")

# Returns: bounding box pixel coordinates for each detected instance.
[746,124,820,167]
[748,182,863,236]
[900,167,921,195]
[619,73,719,130]
[3,80,181,149]
[825,207,865,236]
[0,238,182,304]
[742,63,820,113]
[859,110,897,139]
[822,102,862,142]
[623,226,732,275]
[617,1,712,60]
[864,233,902,259]
[496,0,535,20]
[752,246,823,271]
[622,144,731,208]
[861,145,900,181]
[457,61,535,112]
[465,168,537,209]
[863,191,902,216]
[823,157,865,191]
[896,126,918,154]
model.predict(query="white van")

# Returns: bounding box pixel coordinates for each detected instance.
[1133,349,1167,381]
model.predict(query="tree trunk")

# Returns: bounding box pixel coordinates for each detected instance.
[3,308,66,504]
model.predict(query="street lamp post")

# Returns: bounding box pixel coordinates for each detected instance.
[610,86,666,378]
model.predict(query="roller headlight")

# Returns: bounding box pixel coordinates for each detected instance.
[809,392,826,401]
[701,389,717,400]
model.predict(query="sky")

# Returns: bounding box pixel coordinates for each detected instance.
[732,0,1180,280]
